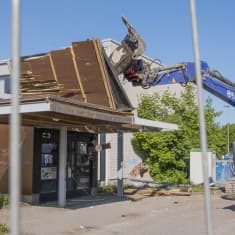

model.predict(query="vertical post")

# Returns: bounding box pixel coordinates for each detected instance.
[10,0,21,234]
[117,131,123,197]
[58,127,67,207]
[232,142,235,169]
[99,133,106,183]
[105,134,110,186]
[190,1,213,234]
[227,124,230,154]
[224,105,230,154]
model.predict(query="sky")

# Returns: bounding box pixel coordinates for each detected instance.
[1,0,235,125]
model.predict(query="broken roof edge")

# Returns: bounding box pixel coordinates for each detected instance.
[132,116,179,132]
[0,94,179,132]
[102,38,162,65]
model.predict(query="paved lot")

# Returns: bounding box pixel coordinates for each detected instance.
[1,193,235,235]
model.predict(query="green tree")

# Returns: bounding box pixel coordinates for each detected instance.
[220,123,235,155]
[133,85,224,183]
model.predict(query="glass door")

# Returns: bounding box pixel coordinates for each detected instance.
[67,137,90,196]
[38,130,59,201]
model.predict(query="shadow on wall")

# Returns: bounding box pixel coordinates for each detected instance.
[131,137,145,159]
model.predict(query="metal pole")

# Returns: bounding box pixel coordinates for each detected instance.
[58,127,67,207]
[228,124,230,154]
[189,1,213,235]
[10,0,21,234]
[226,106,230,154]
[117,132,123,197]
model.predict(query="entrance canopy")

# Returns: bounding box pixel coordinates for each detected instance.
[0,94,178,132]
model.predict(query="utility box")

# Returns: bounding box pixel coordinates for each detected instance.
[190,149,216,184]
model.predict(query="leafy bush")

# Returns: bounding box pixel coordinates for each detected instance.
[0,195,8,208]
[191,184,204,192]
[0,223,9,235]
[134,85,224,184]
[97,185,117,194]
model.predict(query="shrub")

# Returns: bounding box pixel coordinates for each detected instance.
[0,195,8,208]
[97,184,117,194]
[0,223,9,235]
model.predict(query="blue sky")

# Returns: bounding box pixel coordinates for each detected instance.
[1,0,235,124]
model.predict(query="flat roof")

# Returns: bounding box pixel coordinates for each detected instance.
[0,95,178,133]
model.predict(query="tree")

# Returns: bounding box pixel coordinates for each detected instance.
[133,85,224,184]
[220,123,235,155]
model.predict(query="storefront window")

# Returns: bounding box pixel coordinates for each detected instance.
[40,131,58,194]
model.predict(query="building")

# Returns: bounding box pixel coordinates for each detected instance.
[0,38,178,205]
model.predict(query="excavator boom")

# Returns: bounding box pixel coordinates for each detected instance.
[108,17,235,108]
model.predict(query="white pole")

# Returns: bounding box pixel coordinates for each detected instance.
[190,1,213,234]
[10,0,21,234]
[58,127,67,207]
[117,132,123,197]
[224,105,230,154]
[228,124,230,154]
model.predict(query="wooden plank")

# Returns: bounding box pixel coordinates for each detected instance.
[50,48,83,101]
[49,54,59,82]
[70,47,87,102]
[101,47,133,110]
[25,56,55,81]
[72,40,111,107]
[93,39,115,108]
[156,190,192,196]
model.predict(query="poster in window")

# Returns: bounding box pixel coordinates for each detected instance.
[41,167,57,180]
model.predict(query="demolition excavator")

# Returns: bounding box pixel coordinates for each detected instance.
[108,17,235,189]
[109,17,235,108]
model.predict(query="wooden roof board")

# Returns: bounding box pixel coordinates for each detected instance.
[4,39,132,110]
[102,47,133,110]
[24,56,55,81]
[72,41,112,107]
[93,39,115,108]
[50,48,83,101]
[21,61,32,76]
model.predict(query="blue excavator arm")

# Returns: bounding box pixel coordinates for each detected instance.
[108,17,235,107]
[143,61,235,107]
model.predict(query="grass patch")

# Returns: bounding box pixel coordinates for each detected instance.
[0,223,9,235]
[191,184,204,192]
[0,195,8,208]
[97,185,117,194]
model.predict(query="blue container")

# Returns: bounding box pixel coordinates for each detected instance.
[216,160,233,182]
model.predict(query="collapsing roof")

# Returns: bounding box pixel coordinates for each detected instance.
[0,39,179,132]
[19,39,132,110]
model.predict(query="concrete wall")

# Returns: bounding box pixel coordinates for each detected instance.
[101,133,142,184]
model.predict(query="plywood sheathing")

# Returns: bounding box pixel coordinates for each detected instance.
[50,48,84,101]
[22,56,55,81]
[102,46,133,110]
[71,40,114,108]
[19,39,123,109]
[92,39,115,108]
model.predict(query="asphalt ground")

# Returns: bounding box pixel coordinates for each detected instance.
[1,193,235,235]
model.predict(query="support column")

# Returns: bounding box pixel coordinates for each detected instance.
[117,131,123,197]
[58,127,67,207]
[100,133,106,183]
